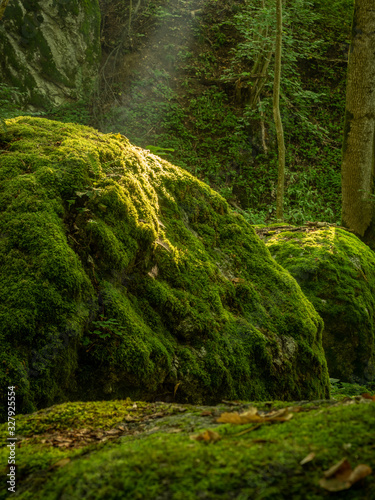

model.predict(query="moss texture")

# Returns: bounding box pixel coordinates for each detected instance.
[264,227,375,384]
[0,117,330,420]
[0,398,374,499]
[0,0,101,109]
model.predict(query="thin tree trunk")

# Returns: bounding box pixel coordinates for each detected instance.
[341,0,375,243]
[273,0,285,221]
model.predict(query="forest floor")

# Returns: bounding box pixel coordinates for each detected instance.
[1,390,375,499]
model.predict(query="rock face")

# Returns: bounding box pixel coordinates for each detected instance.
[0,117,330,418]
[0,0,101,109]
[264,227,375,384]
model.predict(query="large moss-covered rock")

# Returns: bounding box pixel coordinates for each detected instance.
[0,117,329,419]
[263,226,375,384]
[0,0,101,109]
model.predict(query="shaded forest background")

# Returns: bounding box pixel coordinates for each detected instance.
[2,0,352,224]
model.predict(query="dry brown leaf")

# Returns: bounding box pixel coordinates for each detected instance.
[320,458,372,492]
[148,265,158,278]
[104,429,121,436]
[217,408,261,425]
[319,477,352,492]
[323,458,351,479]
[300,452,316,466]
[263,408,293,422]
[157,218,166,228]
[217,407,293,425]
[191,429,221,442]
[361,393,375,401]
[148,412,165,419]
[348,464,373,483]
[156,238,172,252]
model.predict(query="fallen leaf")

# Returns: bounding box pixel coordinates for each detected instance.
[148,265,158,278]
[323,458,351,479]
[217,407,293,425]
[263,408,294,421]
[217,407,259,424]
[300,452,316,466]
[157,218,166,228]
[319,458,372,492]
[361,393,375,401]
[319,477,351,492]
[147,412,165,419]
[104,429,121,436]
[349,464,372,484]
[348,464,372,483]
[191,429,221,442]
[156,238,172,252]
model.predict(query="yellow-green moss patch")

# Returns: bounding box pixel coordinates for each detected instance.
[264,227,375,384]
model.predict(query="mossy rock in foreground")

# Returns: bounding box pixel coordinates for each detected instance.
[0,117,329,419]
[0,398,374,499]
[263,227,375,384]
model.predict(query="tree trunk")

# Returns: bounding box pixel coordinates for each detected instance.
[341,0,375,247]
[273,0,285,221]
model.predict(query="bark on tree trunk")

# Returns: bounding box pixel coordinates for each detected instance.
[341,0,375,247]
[273,0,285,221]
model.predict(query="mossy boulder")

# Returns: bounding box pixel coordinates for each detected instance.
[0,116,329,419]
[263,226,375,384]
[0,0,101,109]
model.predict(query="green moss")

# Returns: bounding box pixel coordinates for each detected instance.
[264,227,375,383]
[1,398,374,499]
[0,117,330,421]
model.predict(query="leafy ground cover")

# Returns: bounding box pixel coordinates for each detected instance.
[1,386,374,499]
